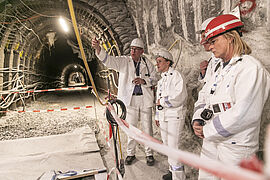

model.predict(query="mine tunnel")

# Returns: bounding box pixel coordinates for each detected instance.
[0,0,138,178]
[0,0,270,179]
[0,0,136,104]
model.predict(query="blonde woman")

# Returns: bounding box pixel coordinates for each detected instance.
[192,14,270,180]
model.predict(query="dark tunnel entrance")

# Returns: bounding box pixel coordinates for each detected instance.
[37,31,98,89]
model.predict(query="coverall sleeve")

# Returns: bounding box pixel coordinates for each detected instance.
[198,72,205,83]
[160,72,186,108]
[155,80,161,121]
[192,83,208,123]
[202,58,216,84]
[96,47,127,72]
[204,66,270,141]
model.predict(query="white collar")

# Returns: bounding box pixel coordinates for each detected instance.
[161,67,173,77]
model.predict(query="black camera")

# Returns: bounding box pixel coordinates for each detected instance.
[157,105,163,110]
[201,109,213,120]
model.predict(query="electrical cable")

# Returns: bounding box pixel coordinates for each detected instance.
[0,15,40,24]
[102,64,126,178]
[0,1,8,33]
[168,39,180,51]
[97,70,118,89]
[18,0,59,18]
[105,99,126,125]
[174,39,183,68]
[67,0,106,106]
[0,70,43,109]
[0,13,45,47]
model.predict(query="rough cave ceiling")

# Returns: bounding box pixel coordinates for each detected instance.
[0,0,137,66]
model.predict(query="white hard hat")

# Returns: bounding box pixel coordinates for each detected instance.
[130,38,144,49]
[155,49,173,62]
[196,17,215,34]
[229,6,241,20]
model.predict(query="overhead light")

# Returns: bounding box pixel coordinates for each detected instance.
[59,17,68,32]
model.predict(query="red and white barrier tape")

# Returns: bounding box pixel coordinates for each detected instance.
[0,105,93,113]
[107,167,123,180]
[98,115,112,147]
[0,86,92,95]
[107,103,266,180]
[265,126,270,177]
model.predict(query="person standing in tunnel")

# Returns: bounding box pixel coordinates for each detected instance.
[192,14,270,180]
[197,17,220,84]
[92,37,157,166]
[155,49,187,180]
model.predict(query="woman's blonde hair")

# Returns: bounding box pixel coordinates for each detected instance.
[223,30,252,56]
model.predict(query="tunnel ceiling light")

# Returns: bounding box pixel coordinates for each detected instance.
[59,17,68,33]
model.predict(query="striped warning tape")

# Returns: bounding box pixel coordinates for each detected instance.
[0,105,93,113]
[0,86,92,95]
[107,103,266,180]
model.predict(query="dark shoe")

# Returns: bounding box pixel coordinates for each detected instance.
[146,155,155,166]
[125,155,136,165]
[162,171,172,180]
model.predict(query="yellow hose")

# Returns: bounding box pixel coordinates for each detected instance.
[168,39,180,51]
[67,0,106,106]
[117,127,123,159]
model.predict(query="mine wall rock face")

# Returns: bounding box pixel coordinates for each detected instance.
[126,0,270,161]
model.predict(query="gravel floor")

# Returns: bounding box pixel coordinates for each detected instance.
[0,91,100,141]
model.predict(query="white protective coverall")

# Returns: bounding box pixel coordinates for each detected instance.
[96,48,157,156]
[192,55,270,180]
[198,54,221,84]
[155,67,187,180]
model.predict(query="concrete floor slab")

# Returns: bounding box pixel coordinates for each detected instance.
[0,126,106,180]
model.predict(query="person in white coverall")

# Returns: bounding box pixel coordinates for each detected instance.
[92,38,157,166]
[192,14,270,180]
[197,17,220,84]
[155,49,187,180]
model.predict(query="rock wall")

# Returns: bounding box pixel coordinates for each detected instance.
[126,0,269,66]
[126,0,270,174]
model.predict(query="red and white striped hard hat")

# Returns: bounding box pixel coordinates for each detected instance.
[205,14,243,40]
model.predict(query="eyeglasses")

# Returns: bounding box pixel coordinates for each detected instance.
[130,47,142,52]
[208,37,218,45]
[200,39,209,45]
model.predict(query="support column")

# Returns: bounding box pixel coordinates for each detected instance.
[4,40,17,91]
[0,29,11,91]
[15,41,27,91]
[3,48,12,91]
[0,47,5,91]
[12,47,20,79]
[24,45,31,86]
